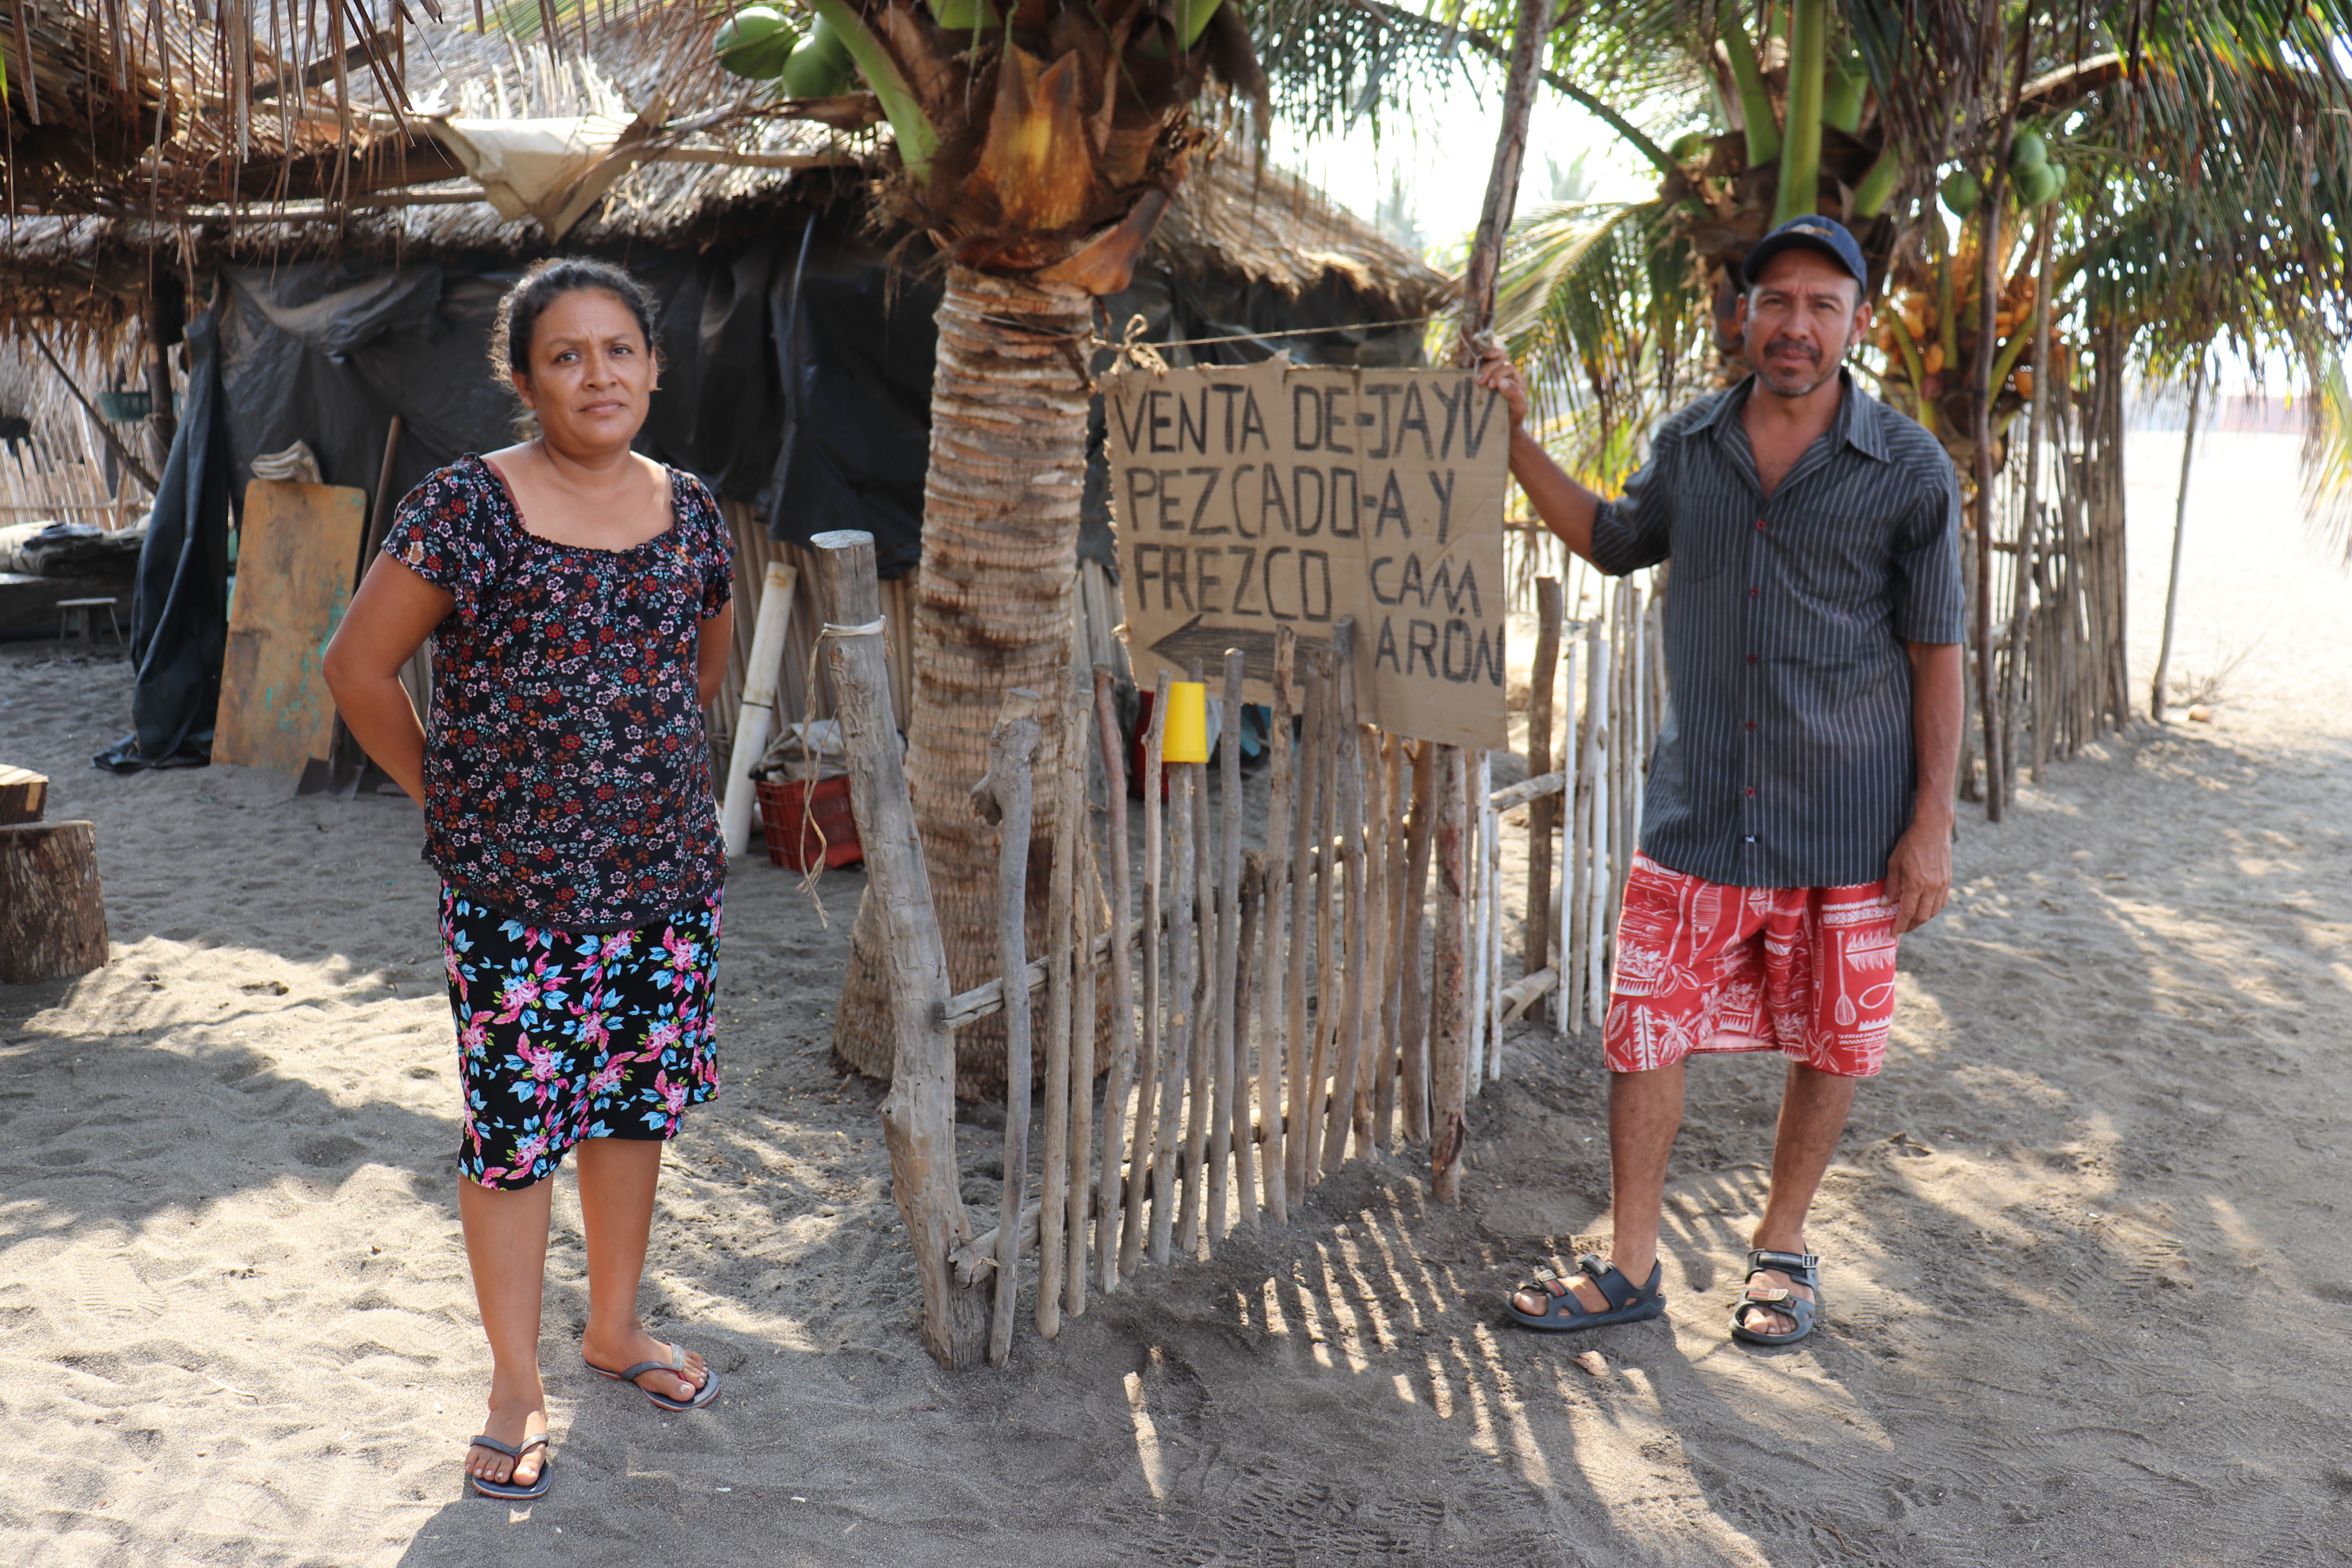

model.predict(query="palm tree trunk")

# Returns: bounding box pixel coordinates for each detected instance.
[2150,362,2203,724]
[833,267,1093,1094]
[1770,0,1827,227]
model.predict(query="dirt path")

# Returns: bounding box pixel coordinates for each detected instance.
[1,432,2345,1566]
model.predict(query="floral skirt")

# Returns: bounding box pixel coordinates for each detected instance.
[440,883,721,1189]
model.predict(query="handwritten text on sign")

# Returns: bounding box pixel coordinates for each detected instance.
[1108,361,1510,749]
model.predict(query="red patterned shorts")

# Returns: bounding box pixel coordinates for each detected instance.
[1603,853,1901,1078]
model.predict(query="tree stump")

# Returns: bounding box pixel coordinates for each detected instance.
[0,766,47,826]
[0,822,109,984]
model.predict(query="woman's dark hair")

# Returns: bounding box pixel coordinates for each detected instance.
[488,258,663,432]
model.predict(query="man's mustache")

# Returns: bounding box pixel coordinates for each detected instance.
[1763,336,1820,361]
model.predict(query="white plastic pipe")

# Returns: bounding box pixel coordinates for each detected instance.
[719,559,799,859]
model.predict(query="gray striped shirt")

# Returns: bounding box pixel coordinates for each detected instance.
[1591,370,1965,889]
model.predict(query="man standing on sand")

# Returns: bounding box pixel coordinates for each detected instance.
[1475,215,1965,1346]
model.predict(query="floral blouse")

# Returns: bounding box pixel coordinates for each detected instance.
[386,454,734,932]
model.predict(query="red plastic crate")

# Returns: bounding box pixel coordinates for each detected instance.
[754,775,862,871]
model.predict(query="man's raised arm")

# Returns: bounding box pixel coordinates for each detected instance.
[1474,346,1604,563]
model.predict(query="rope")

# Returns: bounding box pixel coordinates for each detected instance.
[789,616,889,924]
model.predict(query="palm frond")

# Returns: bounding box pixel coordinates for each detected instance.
[2304,350,2352,569]
[1494,197,1700,490]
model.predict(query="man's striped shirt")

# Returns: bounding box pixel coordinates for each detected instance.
[1590,369,1965,890]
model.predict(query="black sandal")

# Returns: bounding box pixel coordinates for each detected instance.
[1729,1248,1822,1346]
[1504,1255,1667,1333]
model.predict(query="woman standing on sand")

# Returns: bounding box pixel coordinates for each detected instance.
[324,258,732,1501]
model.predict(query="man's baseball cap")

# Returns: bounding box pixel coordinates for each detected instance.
[1740,215,1869,289]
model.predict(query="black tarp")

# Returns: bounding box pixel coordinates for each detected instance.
[96,305,232,770]
[98,226,1422,768]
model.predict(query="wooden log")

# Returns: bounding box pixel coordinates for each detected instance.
[1120,670,1170,1280]
[1154,743,1196,1266]
[0,821,108,984]
[1488,771,1566,812]
[1397,739,1437,1145]
[1501,967,1557,1025]
[1091,666,1138,1294]
[1283,651,1323,1203]
[1525,577,1562,973]
[1326,621,1367,1169]
[810,531,985,1369]
[1036,664,1083,1339]
[1258,627,1296,1225]
[0,765,48,826]
[1374,734,1408,1151]
[940,925,1122,1029]
[717,559,800,858]
[1429,746,1470,1205]
[1210,649,1247,1237]
[975,689,1044,1368]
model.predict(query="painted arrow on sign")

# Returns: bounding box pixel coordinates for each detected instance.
[1144,618,1329,680]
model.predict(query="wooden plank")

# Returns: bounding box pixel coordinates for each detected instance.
[216,481,367,777]
[1430,746,1471,1204]
[1037,665,1081,1339]
[0,821,108,984]
[977,689,1044,1368]
[1327,620,1367,1169]
[1121,671,1170,1280]
[1208,649,1246,1239]
[1525,577,1562,973]
[1091,666,1138,1294]
[1257,627,1296,1225]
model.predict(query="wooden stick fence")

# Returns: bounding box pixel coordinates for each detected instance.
[859,570,1664,1363]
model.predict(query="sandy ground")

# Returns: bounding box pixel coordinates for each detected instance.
[2,430,2348,1567]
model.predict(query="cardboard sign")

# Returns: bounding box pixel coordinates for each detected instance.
[1107,360,1510,749]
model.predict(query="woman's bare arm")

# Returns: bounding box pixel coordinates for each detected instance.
[322,557,454,806]
[695,603,734,708]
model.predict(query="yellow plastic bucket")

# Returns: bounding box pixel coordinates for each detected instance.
[1161,681,1210,764]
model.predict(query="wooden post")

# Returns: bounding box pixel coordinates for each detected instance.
[1121,671,1170,1279]
[1326,621,1368,1169]
[1374,734,1408,1149]
[1482,750,1505,1081]
[1066,776,1096,1319]
[1231,848,1261,1229]
[2152,360,2204,724]
[1209,649,1247,1237]
[1429,747,1470,1204]
[1305,649,1341,1187]
[0,766,48,826]
[1091,667,1137,1294]
[1259,627,1296,1225]
[1466,749,1493,1085]
[0,822,109,984]
[718,560,800,858]
[1526,578,1562,975]
[810,531,985,1370]
[975,690,1043,1368]
[1035,665,1082,1338]
[1283,651,1324,1203]
[1554,642,1581,1036]
[1179,660,1213,1252]
[1397,739,1437,1145]
[1584,624,1612,1029]
[1155,733,1196,1266]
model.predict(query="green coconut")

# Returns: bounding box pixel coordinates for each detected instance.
[2016,162,2064,207]
[1940,168,1981,218]
[715,6,798,80]
[779,16,856,98]
[2007,127,2048,177]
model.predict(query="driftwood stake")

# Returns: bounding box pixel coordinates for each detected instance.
[1209,648,1247,1237]
[1374,734,1408,1151]
[811,531,984,1369]
[1327,621,1368,1168]
[1155,741,1196,1265]
[1526,578,1562,973]
[1283,652,1323,1203]
[1259,626,1298,1224]
[1091,667,1137,1293]
[1430,746,1471,1204]
[1036,665,1083,1338]
[1303,651,1340,1188]
[976,689,1043,1368]
[1121,671,1170,1279]
[1232,846,1261,1229]
[1398,739,1437,1145]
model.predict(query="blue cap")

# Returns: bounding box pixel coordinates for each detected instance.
[1740,215,1869,290]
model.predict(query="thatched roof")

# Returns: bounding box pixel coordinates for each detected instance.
[1,21,1445,338]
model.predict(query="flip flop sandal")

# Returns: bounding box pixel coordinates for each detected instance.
[467,1432,552,1500]
[1730,1248,1824,1347]
[585,1344,721,1412]
[1504,1255,1667,1333]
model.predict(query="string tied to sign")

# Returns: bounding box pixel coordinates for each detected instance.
[1093,313,1169,379]
[790,616,888,925]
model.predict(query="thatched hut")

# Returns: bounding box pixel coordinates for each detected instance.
[1,23,1446,764]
